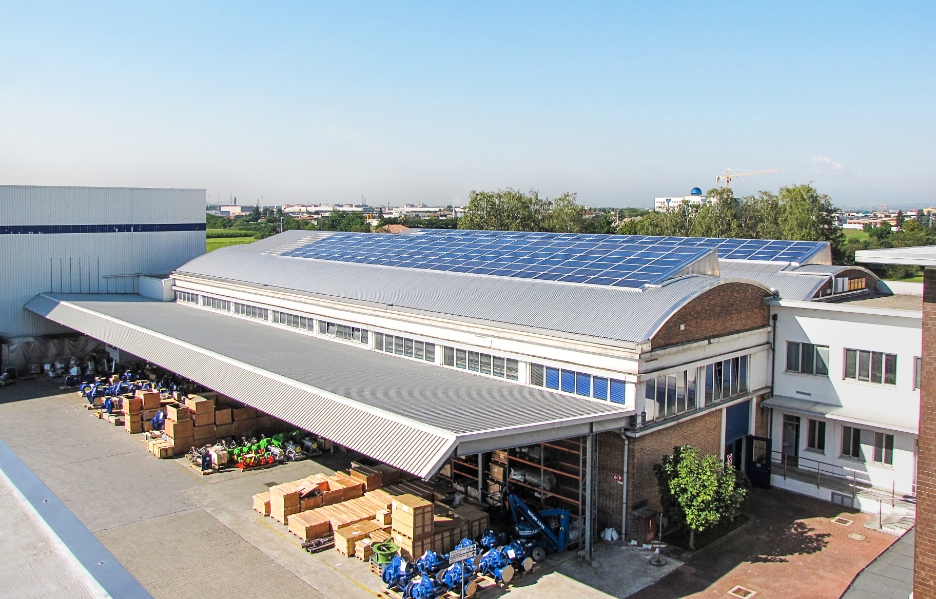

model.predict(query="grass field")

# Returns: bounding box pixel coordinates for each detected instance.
[207,237,256,252]
[843,228,870,241]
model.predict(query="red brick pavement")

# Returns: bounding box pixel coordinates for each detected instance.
[630,488,899,599]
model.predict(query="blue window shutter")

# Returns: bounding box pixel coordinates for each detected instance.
[546,367,560,390]
[593,377,609,400]
[575,372,591,397]
[610,379,626,404]
[561,370,575,394]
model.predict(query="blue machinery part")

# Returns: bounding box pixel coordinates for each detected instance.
[508,494,570,558]
[477,547,514,584]
[404,575,446,599]
[382,555,417,592]
[414,551,447,577]
[151,409,165,432]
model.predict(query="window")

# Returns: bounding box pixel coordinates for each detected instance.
[842,426,862,459]
[234,303,268,320]
[915,357,922,390]
[443,347,517,380]
[531,363,623,402]
[786,342,829,376]
[873,432,894,465]
[320,320,368,344]
[844,349,896,385]
[201,296,230,311]
[644,367,699,421]
[175,290,198,304]
[807,419,826,452]
[705,356,748,403]
[272,311,313,330]
[379,334,432,361]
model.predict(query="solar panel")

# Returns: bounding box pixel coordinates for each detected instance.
[277,230,827,289]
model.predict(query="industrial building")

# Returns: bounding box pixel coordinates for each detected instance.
[23,220,913,550]
[0,185,205,368]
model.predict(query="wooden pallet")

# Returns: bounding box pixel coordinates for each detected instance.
[377,578,483,599]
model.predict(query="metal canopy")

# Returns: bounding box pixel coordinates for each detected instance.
[26,294,632,478]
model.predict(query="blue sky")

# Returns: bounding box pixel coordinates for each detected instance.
[1,2,933,208]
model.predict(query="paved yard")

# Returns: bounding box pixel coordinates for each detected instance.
[0,378,903,599]
[630,487,901,599]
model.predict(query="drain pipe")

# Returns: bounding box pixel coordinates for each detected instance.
[770,312,779,390]
[620,431,629,541]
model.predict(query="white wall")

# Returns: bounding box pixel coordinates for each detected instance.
[772,303,921,415]
[0,186,205,338]
[770,302,920,496]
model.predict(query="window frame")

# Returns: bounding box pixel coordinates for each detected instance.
[806,419,826,453]
[844,348,897,386]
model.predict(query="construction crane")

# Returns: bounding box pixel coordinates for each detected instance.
[716,168,779,187]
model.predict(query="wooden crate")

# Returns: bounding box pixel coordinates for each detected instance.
[192,411,214,427]
[165,418,193,439]
[123,397,143,413]
[233,406,257,421]
[287,511,331,540]
[166,404,190,421]
[214,407,232,425]
[184,395,215,413]
[355,538,374,561]
[488,463,505,483]
[492,450,508,464]
[253,491,271,516]
[335,520,381,556]
[349,464,384,491]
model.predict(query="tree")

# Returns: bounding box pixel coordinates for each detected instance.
[544,192,588,233]
[689,188,742,238]
[739,191,783,240]
[896,210,905,230]
[868,221,893,241]
[777,184,843,258]
[654,445,748,550]
[458,188,550,232]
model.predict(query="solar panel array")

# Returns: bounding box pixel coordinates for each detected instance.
[279,230,827,289]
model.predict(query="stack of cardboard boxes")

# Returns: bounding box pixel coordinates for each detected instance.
[391,494,434,560]
[122,393,145,433]
[163,403,194,455]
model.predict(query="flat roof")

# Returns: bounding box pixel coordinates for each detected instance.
[824,293,922,311]
[856,246,936,266]
[26,294,631,478]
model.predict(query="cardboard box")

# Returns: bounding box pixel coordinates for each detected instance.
[184,395,215,413]
[124,418,143,433]
[214,407,232,425]
[355,538,374,561]
[166,404,190,421]
[234,418,257,435]
[392,494,434,539]
[335,520,382,556]
[489,463,505,482]
[392,532,433,560]
[233,406,257,421]
[192,411,215,427]
[253,492,271,516]
[135,390,162,409]
[215,422,234,438]
[165,418,194,439]
[287,511,330,540]
[122,397,143,413]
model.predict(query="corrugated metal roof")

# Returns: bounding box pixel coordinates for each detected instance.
[717,262,828,300]
[26,294,631,478]
[176,231,748,344]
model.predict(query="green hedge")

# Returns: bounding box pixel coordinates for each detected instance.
[207,229,259,239]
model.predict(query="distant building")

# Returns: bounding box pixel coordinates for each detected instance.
[654,187,715,212]
[220,205,246,217]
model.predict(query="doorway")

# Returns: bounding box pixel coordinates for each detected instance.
[782,414,800,468]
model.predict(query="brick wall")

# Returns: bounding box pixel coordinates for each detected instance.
[594,409,724,542]
[651,282,771,350]
[596,432,625,533]
[916,267,936,598]
[755,396,770,438]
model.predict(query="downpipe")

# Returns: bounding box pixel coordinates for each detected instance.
[620,431,629,540]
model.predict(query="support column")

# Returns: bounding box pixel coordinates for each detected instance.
[477,453,485,503]
[916,266,936,598]
[584,432,595,560]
